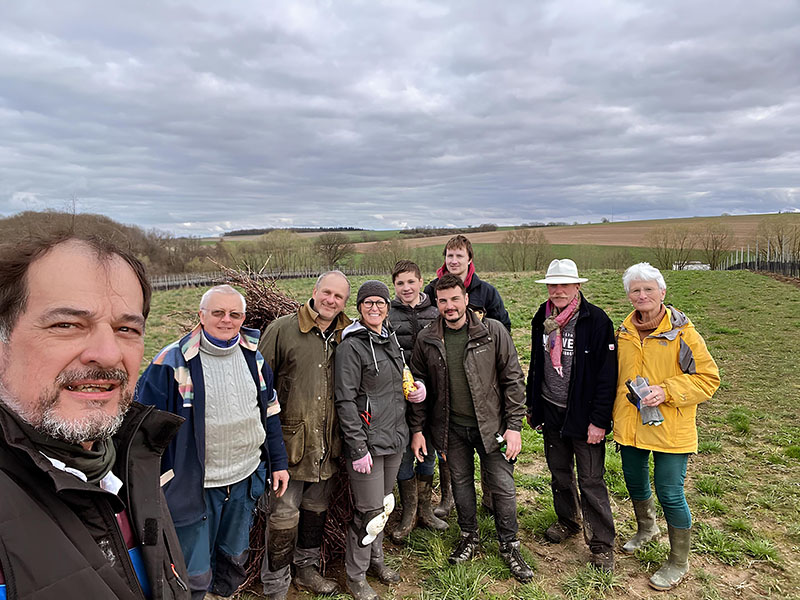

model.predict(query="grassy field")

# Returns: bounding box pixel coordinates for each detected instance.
[145,269,800,600]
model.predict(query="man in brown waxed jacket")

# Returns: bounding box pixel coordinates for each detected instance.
[408,273,533,583]
[258,271,351,600]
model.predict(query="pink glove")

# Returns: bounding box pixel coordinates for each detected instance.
[352,452,373,474]
[406,381,426,403]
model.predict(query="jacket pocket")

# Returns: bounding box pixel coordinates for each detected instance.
[282,421,305,466]
[249,462,268,501]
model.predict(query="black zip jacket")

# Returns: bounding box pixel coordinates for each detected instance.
[526,294,618,439]
[0,402,189,600]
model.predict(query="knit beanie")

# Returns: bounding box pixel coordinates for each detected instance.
[356,280,391,307]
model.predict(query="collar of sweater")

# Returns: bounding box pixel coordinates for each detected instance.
[200,331,241,356]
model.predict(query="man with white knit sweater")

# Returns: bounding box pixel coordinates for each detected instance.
[137,285,289,600]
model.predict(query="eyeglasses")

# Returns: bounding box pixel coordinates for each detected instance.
[204,309,245,320]
[362,299,387,309]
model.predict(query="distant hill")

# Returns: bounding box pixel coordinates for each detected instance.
[354,214,799,251]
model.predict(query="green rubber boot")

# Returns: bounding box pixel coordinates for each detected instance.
[622,497,660,554]
[649,525,690,591]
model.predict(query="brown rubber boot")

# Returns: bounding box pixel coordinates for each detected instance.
[417,473,448,531]
[434,461,455,519]
[390,477,417,543]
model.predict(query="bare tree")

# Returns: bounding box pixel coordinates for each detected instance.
[756,215,800,262]
[648,226,695,270]
[314,232,355,268]
[497,228,550,271]
[695,223,734,269]
[375,238,410,272]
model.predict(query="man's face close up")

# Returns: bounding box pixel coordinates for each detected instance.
[436,287,468,328]
[311,273,349,322]
[393,271,423,307]
[0,242,145,445]
[199,292,246,341]
[444,247,470,280]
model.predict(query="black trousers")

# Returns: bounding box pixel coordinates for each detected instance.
[543,403,615,553]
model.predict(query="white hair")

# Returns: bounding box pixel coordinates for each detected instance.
[199,285,246,311]
[622,262,666,293]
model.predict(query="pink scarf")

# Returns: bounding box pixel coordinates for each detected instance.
[543,295,580,377]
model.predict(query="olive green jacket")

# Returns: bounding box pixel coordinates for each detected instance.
[258,301,351,481]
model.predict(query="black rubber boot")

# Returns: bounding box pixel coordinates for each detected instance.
[434,461,455,519]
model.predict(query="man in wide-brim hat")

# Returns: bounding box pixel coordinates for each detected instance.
[525,259,618,571]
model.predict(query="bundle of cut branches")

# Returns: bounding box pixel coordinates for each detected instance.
[209,258,301,332]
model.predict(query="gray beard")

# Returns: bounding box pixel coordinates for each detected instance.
[0,368,132,445]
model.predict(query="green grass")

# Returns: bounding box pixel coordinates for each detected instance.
[144,267,800,599]
[561,565,621,600]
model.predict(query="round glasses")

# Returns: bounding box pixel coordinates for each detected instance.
[362,299,387,309]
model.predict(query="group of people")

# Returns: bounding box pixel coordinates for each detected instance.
[0,231,720,600]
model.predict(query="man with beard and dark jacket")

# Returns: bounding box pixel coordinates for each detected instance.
[258,271,351,600]
[409,274,533,583]
[387,261,447,543]
[422,235,512,516]
[526,259,617,572]
[0,234,190,600]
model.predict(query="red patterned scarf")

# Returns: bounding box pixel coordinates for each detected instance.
[543,294,580,377]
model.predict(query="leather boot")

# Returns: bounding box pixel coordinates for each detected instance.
[416,474,448,531]
[448,531,480,564]
[390,478,417,543]
[434,461,455,519]
[649,525,691,591]
[622,497,660,554]
[499,540,534,583]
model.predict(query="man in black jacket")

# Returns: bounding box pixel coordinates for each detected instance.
[0,234,189,599]
[526,259,617,571]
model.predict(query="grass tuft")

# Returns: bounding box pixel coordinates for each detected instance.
[693,523,743,565]
[740,535,779,562]
[725,517,753,534]
[425,562,492,600]
[726,408,752,435]
[634,540,669,570]
[697,439,723,454]
[696,495,727,515]
[561,564,621,600]
[695,475,724,497]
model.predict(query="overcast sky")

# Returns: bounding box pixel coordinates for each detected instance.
[1,1,799,235]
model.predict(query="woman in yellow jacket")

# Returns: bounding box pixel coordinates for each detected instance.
[613,262,720,591]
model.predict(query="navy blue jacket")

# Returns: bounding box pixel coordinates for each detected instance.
[135,325,288,528]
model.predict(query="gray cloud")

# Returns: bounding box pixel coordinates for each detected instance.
[1,0,799,235]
